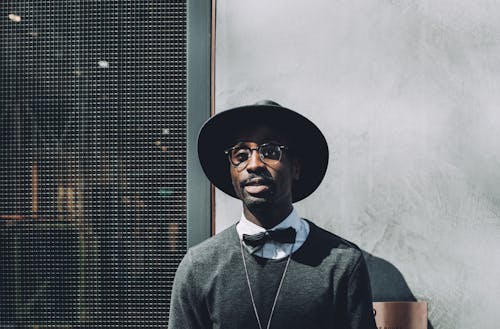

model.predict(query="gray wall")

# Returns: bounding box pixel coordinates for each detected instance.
[214,1,500,328]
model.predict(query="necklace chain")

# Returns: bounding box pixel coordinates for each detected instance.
[239,240,293,329]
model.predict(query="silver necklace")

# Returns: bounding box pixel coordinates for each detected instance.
[239,240,294,329]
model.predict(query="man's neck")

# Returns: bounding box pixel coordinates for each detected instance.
[243,204,293,229]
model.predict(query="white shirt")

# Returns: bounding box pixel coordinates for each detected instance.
[236,207,310,260]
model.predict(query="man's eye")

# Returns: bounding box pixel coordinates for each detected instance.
[261,146,280,159]
[233,149,249,162]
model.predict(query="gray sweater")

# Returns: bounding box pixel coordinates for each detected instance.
[169,220,377,329]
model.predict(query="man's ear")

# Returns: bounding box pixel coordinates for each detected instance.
[292,158,301,180]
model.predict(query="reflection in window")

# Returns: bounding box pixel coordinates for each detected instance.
[0,1,188,327]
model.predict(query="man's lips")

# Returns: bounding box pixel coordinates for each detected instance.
[244,184,270,194]
[242,179,272,195]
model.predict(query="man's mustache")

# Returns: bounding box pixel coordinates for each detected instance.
[240,174,274,188]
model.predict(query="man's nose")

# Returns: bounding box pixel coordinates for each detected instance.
[245,149,265,171]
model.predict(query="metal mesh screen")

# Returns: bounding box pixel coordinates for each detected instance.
[1,1,187,327]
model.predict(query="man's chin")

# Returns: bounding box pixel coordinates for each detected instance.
[242,193,273,210]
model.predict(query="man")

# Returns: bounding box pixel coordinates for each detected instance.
[169,100,377,329]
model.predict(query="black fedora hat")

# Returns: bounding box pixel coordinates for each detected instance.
[197,100,329,203]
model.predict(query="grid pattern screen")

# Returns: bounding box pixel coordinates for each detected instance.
[1,1,187,327]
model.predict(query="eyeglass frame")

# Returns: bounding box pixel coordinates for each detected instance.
[224,142,289,169]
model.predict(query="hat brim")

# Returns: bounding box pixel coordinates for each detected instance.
[197,104,329,203]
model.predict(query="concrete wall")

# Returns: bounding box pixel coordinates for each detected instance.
[214,1,500,328]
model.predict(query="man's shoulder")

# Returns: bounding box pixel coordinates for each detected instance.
[306,219,361,250]
[302,219,364,266]
[173,224,239,289]
[187,223,239,262]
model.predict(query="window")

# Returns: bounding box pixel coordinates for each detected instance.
[0,1,210,327]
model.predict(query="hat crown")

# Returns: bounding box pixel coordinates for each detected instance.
[254,99,282,107]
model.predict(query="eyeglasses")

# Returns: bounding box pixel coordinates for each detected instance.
[224,143,288,169]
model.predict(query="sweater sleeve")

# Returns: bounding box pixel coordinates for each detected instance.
[346,254,378,329]
[168,249,210,329]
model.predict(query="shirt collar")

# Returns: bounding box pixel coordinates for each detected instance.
[236,207,301,239]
